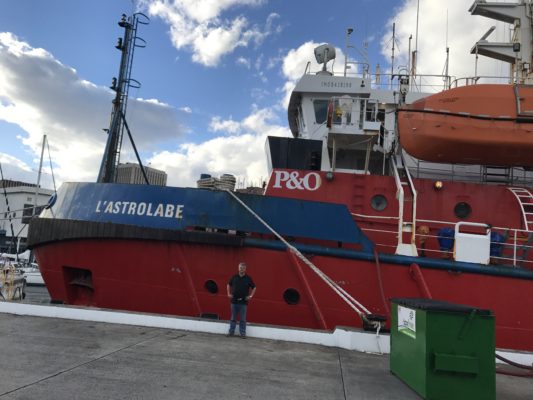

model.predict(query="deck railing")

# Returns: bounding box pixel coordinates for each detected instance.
[402,153,533,187]
[303,65,514,94]
[353,212,533,268]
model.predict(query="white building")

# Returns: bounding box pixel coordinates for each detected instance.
[116,163,167,186]
[0,180,53,253]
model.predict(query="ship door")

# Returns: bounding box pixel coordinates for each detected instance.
[62,266,95,306]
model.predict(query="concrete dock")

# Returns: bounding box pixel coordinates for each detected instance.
[0,310,532,399]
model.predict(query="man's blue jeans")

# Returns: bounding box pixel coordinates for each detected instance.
[229,303,247,336]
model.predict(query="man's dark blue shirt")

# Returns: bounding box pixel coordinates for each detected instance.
[228,274,255,304]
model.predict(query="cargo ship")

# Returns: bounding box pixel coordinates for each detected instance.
[29,1,533,353]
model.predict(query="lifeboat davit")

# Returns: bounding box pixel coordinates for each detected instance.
[397,84,533,167]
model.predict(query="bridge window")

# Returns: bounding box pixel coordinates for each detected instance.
[313,99,329,124]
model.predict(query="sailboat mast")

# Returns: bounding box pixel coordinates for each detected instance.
[390,23,395,89]
[33,134,46,218]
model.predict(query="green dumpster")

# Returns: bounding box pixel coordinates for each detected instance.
[390,298,495,400]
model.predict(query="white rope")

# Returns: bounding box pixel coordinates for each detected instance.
[226,190,371,317]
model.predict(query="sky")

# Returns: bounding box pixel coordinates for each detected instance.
[0,0,513,190]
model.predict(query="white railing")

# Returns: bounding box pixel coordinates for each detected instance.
[403,154,533,186]
[303,61,516,94]
[390,156,419,256]
[352,213,533,268]
[391,157,405,252]
[450,75,511,88]
[401,152,418,246]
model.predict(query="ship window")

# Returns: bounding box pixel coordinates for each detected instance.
[22,203,34,224]
[371,194,388,211]
[297,105,306,133]
[365,101,377,121]
[313,99,329,124]
[204,280,218,294]
[454,202,472,219]
[283,288,300,305]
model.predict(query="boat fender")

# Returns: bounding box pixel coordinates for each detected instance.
[46,193,57,209]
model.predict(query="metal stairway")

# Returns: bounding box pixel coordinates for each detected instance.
[508,187,533,232]
[392,154,418,256]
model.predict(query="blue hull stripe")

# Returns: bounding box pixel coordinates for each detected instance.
[244,238,533,281]
[44,183,374,251]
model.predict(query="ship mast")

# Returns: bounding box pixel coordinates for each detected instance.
[97,13,149,184]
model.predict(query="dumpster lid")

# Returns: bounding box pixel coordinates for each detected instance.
[391,298,492,316]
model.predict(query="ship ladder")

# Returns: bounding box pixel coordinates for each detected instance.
[508,187,533,232]
[225,190,385,346]
[392,153,418,256]
[508,187,533,263]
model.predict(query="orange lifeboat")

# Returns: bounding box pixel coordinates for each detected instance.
[397,84,533,167]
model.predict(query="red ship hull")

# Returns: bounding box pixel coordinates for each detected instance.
[35,237,533,352]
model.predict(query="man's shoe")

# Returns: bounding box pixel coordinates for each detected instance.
[226,332,234,337]
[240,334,246,339]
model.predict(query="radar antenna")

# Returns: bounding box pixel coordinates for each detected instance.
[314,44,336,75]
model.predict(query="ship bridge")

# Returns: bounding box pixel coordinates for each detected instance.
[286,68,426,176]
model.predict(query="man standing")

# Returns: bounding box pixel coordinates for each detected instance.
[227,262,256,338]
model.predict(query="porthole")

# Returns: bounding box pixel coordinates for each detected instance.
[454,202,472,219]
[283,288,300,305]
[204,280,218,294]
[370,194,388,211]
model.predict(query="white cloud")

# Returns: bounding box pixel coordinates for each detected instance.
[0,153,32,173]
[0,152,57,190]
[280,41,347,108]
[141,0,281,67]
[0,32,184,186]
[179,106,192,113]
[146,0,265,23]
[236,56,251,68]
[209,116,241,134]
[149,106,290,187]
[250,87,270,101]
[166,41,347,188]
[381,0,511,90]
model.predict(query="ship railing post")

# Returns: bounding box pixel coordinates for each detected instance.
[513,229,518,267]
[401,152,418,246]
[391,157,404,246]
